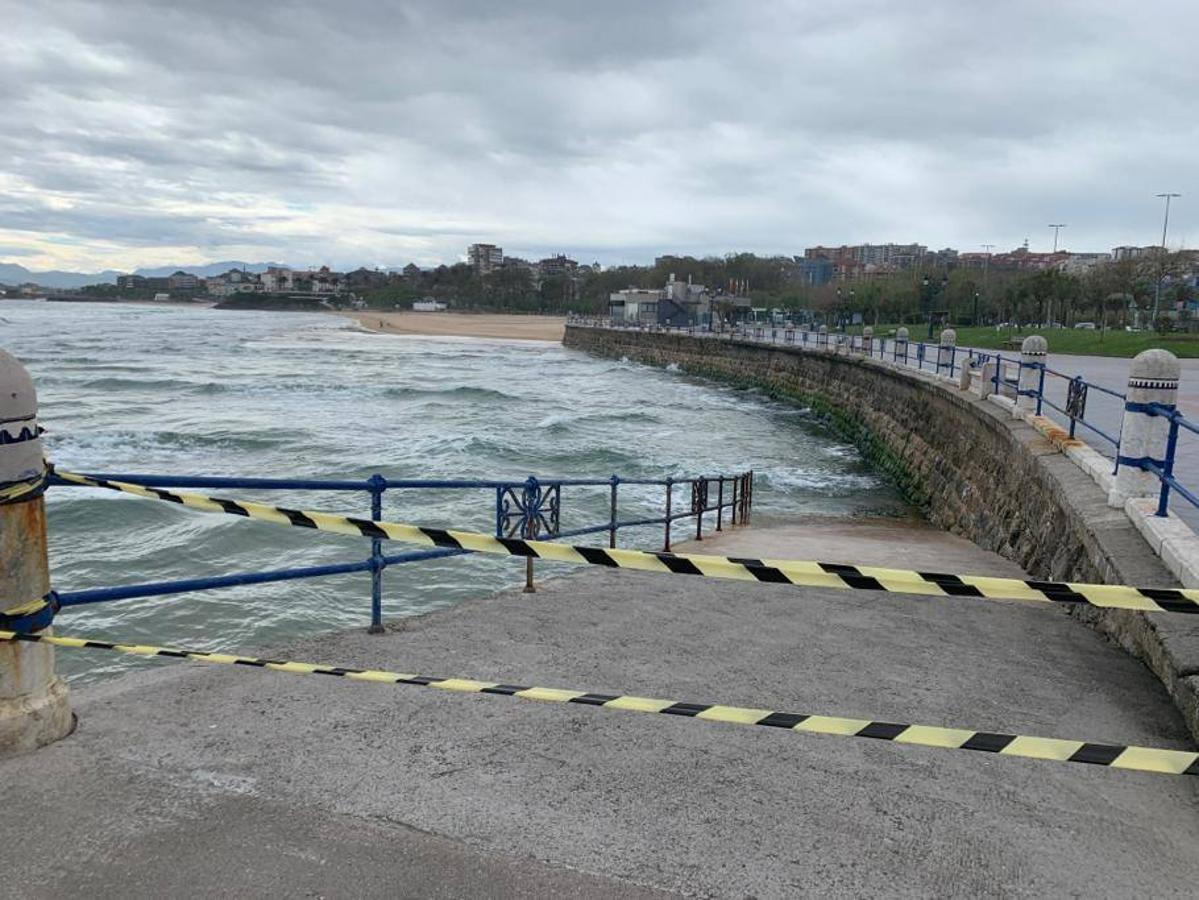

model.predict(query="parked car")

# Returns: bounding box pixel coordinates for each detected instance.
[1074,322,1096,330]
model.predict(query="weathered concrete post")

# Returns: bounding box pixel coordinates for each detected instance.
[1109,349,1181,508]
[894,326,909,363]
[936,328,956,376]
[862,326,873,357]
[817,324,829,349]
[0,350,72,756]
[1017,335,1048,415]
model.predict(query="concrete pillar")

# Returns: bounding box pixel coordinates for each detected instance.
[936,328,956,375]
[1109,349,1181,507]
[862,326,873,357]
[1017,335,1047,414]
[817,324,829,349]
[980,359,997,399]
[894,326,909,363]
[0,350,72,756]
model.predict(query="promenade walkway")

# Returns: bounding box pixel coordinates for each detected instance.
[3,518,1197,897]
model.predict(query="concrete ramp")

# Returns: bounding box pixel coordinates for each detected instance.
[3,519,1197,897]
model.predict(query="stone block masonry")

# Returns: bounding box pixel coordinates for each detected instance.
[564,325,1199,742]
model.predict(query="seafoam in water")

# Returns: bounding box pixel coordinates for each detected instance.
[3,300,908,681]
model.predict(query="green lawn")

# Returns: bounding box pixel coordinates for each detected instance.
[860,324,1199,358]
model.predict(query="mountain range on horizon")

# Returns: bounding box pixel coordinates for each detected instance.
[0,260,293,289]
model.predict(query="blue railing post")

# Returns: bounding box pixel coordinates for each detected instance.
[522,476,539,592]
[1156,416,1181,517]
[664,477,673,552]
[1035,363,1046,416]
[367,473,386,634]
[609,474,619,549]
[716,476,724,531]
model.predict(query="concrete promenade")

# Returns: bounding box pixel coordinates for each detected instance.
[4,518,1198,897]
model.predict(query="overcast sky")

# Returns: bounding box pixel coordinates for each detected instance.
[2,0,1196,272]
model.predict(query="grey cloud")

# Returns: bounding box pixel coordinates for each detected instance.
[1,0,1196,270]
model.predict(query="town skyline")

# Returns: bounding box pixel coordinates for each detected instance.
[4,233,1194,291]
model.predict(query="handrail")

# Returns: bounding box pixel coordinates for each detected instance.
[47,465,755,629]
[569,319,1199,519]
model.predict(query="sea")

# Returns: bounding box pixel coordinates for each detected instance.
[2,300,908,681]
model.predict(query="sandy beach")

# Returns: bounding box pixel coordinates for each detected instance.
[342,311,565,342]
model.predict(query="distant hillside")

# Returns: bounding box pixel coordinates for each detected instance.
[0,263,122,289]
[0,260,289,289]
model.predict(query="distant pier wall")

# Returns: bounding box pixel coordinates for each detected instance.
[564,325,1199,737]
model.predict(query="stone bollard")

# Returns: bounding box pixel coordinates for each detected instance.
[1016,335,1047,415]
[862,326,873,357]
[817,324,829,349]
[1109,349,1181,508]
[980,359,997,399]
[936,328,956,376]
[894,326,909,363]
[0,350,72,756]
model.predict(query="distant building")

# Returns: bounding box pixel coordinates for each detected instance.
[345,267,389,290]
[167,270,201,291]
[1112,245,1157,261]
[1059,252,1112,274]
[116,274,147,290]
[206,268,262,297]
[467,243,503,276]
[609,288,661,323]
[537,254,578,278]
[608,274,714,326]
[797,256,835,286]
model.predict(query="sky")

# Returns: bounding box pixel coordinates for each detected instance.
[2,0,1196,273]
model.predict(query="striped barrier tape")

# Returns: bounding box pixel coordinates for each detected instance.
[52,467,1199,615]
[0,469,48,506]
[3,627,1195,777]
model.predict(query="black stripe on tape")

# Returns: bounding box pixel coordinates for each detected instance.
[215,499,250,517]
[961,732,1016,753]
[661,702,712,717]
[656,554,704,576]
[570,693,621,706]
[576,547,619,567]
[918,572,985,598]
[857,722,910,740]
[280,508,318,529]
[420,529,464,549]
[345,517,388,539]
[1138,588,1199,613]
[482,684,530,696]
[1025,580,1089,604]
[756,712,809,729]
[497,538,536,557]
[819,563,886,592]
[1069,743,1125,766]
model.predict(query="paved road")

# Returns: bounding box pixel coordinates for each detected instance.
[3,518,1197,897]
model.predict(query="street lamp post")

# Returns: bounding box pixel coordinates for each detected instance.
[1153,192,1181,323]
[1048,224,1067,253]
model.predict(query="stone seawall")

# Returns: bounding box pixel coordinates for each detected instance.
[564,325,1199,740]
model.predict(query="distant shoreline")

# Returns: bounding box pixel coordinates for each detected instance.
[340,310,565,342]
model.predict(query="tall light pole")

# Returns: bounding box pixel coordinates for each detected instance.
[1153,192,1181,322]
[981,244,994,326]
[1048,224,1067,253]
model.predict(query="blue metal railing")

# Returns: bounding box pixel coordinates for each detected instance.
[571,318,1199,519]
[48,468,754,629]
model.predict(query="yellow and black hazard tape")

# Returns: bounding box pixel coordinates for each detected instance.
[52,467,1199,615]
[3,627,1196,777]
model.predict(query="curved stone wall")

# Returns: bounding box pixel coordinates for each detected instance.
[564,325,1199,739]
